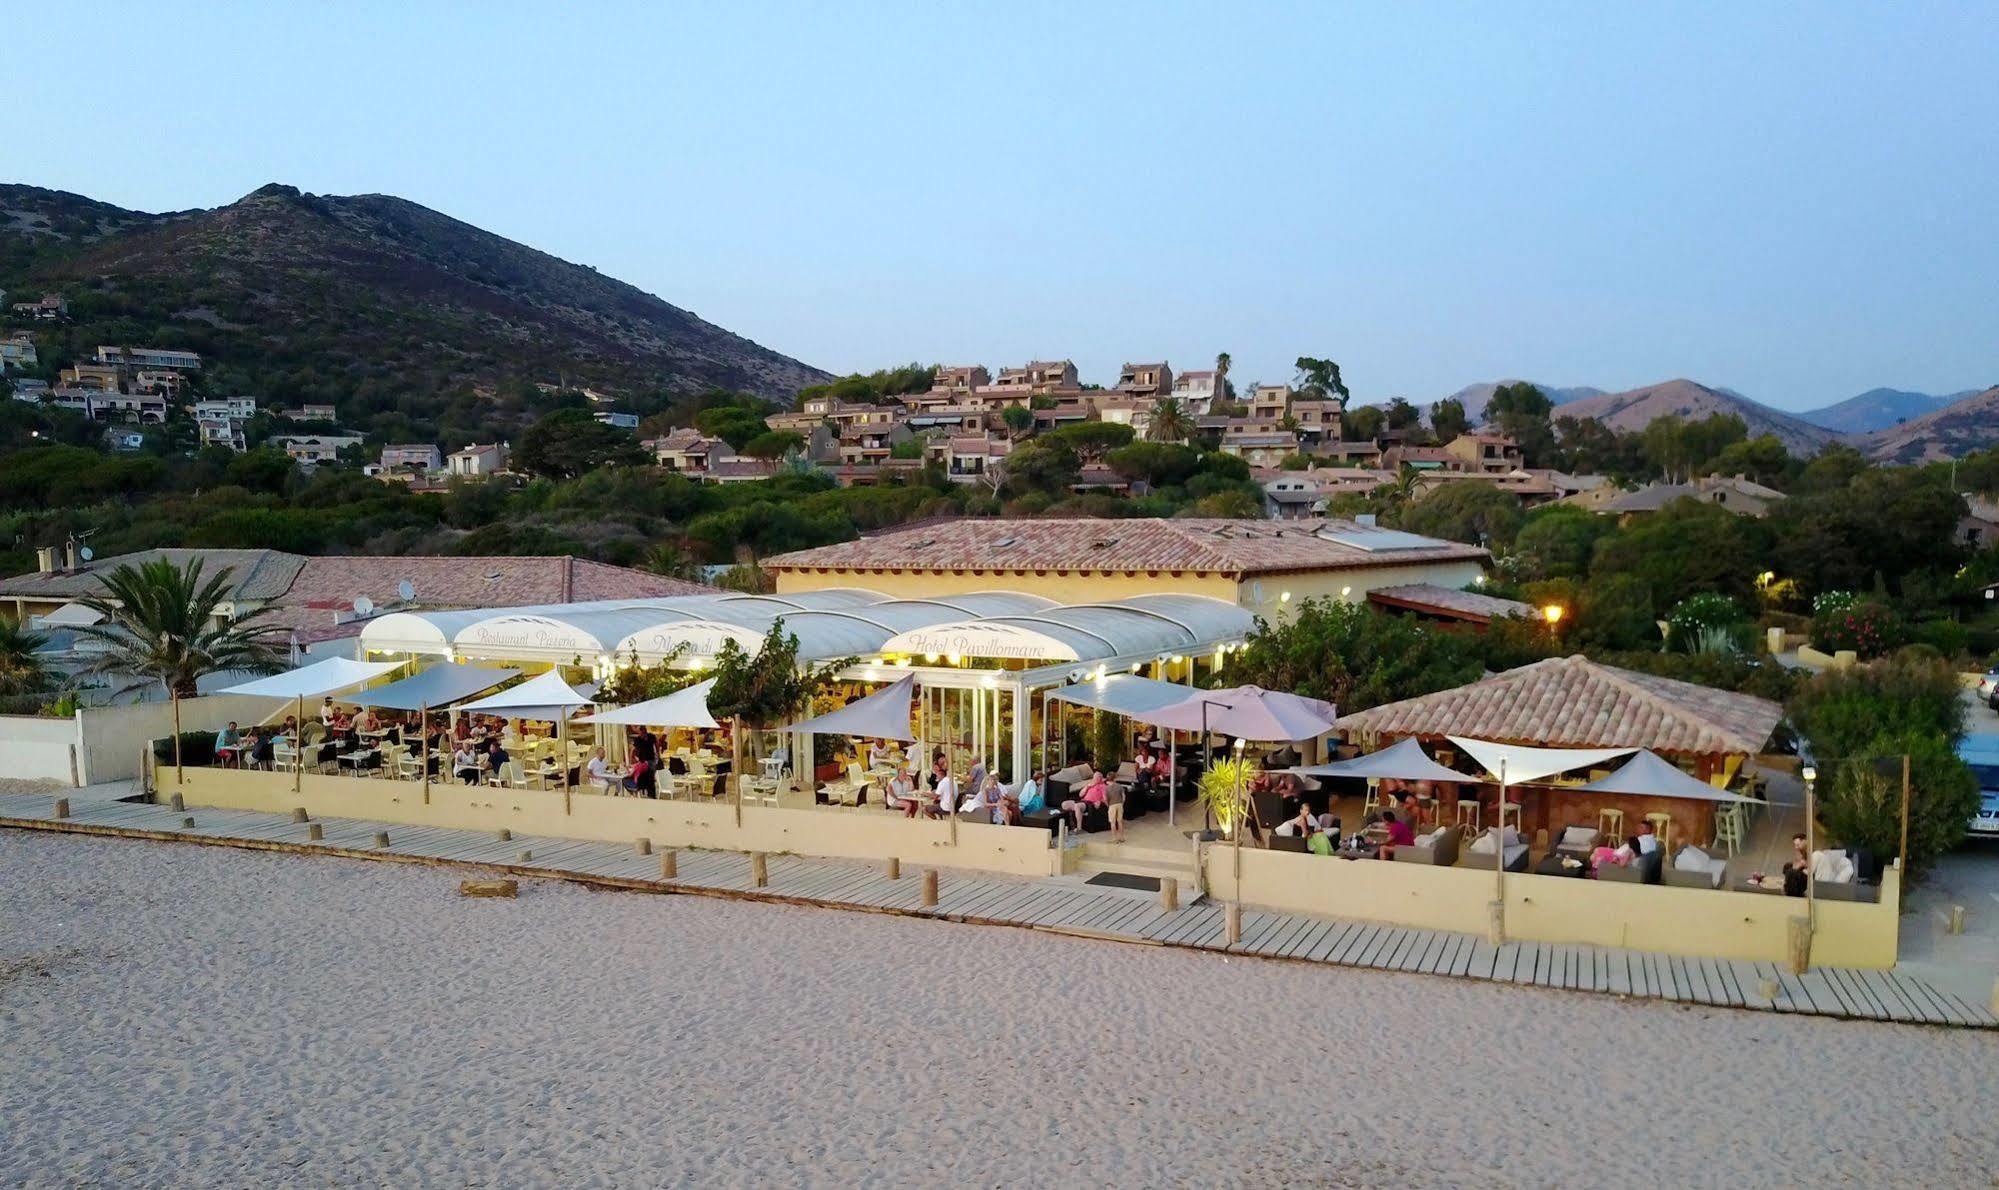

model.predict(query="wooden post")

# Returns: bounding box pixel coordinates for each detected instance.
[635,837,651,856]
[660,850,678,879]
[518,848,533,862]
[291,807,309,823]
[294,694,304,794]
[1786,915,1812,975]
[886,856,900,880]
[421,701,431,805]
[921,868,939,907]
[1948,905,1966,935]
[731,715,745,829]
[496,828,511,842]
[1492,763,1508,944]
[1899,753,1911,895]
[1159,876,1179,912]
[169,793,184,812]
[52,797,69,819]
[374,830,391,848]
[307,823,324,841]
[180,816,194,830]
[751,852,768,888]
[1225,902,1242,945]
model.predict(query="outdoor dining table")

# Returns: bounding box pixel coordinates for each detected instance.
[337,749,380,773]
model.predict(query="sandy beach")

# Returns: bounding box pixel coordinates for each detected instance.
[2,830,1994,1188]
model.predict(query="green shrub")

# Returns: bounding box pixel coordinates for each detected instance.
[151,731,217,767]
[1665,593,1750,653]
[1906,618,1970,663]
[1820,731,1978,879]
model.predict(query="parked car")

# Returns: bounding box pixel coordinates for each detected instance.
[1959,734,1999,837]
[1981,666,1999,706]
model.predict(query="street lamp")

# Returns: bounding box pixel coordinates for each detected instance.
[1541,604,1565,627]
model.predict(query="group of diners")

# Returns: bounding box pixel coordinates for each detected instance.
[851,737,1184,842]
[580,727,733,797]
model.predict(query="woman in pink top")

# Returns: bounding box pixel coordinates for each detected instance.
[1062,770,1109,832]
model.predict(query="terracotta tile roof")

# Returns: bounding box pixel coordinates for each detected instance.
[766,517,1487,577]
[269,556,711,644]
[1366,583,1533,624]
[0,548,307,601]
[1336,654,1783,756]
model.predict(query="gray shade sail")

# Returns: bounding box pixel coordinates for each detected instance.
[1291,737,1469,783]
[780,675,916,742]
[1575,749,1754,803]
[344,665,520,711]
[1043,674,1200,716]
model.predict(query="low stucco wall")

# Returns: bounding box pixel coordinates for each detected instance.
[1204,845,1901,969]
[0,715,81,785]
[81,694,275,784]
[159,765,1056,879]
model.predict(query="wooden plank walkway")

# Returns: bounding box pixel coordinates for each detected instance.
[4,791,1992,1029]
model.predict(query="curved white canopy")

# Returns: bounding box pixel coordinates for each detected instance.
[879,594,1252,663]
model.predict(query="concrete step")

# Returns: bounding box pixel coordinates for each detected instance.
[1081,840,1192,868]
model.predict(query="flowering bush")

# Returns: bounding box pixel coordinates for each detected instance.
[1812,590,1859,616]
[1810,600,1905,659]
[1665,593,1749,653]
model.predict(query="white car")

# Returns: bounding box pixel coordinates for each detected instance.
[1979,668,1999,704]
[1961,734,1999,837]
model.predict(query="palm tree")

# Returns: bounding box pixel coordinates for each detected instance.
[74,559,285,781]
[1214,352,1232,403]
[1147,396,1193,443]
[0,618,49,697]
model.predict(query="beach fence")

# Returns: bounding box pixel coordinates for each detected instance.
[0,695,271,787]
[1201,841,1901,969]
[155,763,1057,880]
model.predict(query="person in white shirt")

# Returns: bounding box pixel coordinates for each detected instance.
[1631,822,1661,855]
[931,771,957,819]
[585,747,617,793]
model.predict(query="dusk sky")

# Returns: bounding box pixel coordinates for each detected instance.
[17,3,1998,408]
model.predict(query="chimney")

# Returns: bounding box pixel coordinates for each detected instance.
[64,541,80,572]
[35,546,57,574]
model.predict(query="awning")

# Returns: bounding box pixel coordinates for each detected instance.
[456,670,598,719]
[33,601,104,629]
[1139,685,1339,743]
[780,675,916,742]
[577,679,719,729]
[217,656,407,699]
[1577,749,1754,803]
[1448,736,1635,785]
[344,665,520,711]
[1293,737,1469,783]
[1044,674,1201,717]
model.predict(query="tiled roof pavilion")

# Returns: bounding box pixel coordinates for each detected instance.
[1336,654,1784,758]
[765,518,1487,578]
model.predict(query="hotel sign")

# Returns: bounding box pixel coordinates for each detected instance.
[883,622,1079,661]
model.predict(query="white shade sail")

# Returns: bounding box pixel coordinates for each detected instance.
[577,679,719,729]
[1292,737,1469,783]
[344,665,520,711]
[780,675,917,742]
[1448,736,1635,785]
[217,657,406,700]
[456,670,598,718]
[1576,749,1753,803]
[1139,685,1339,743]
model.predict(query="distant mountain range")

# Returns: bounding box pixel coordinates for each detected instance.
[0,182,828,415]
[1430,377,1996,461]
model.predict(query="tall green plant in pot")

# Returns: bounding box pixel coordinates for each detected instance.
[1197,755,1258,839]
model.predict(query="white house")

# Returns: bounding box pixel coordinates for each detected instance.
[447,443,509,477]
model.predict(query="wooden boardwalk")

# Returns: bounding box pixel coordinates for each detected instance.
[4,791,1992,1029]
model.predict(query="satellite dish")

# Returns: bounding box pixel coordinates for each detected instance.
[397,580,415,602]
[79,546,94,561]
[352,596,375,617]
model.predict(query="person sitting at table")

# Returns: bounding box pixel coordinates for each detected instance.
[213,722,241,766]
[974,774,1008,824]
[1630,820,1661,856]
[1380,809,1415,855]
[585,746,617,793]
[1274,803,1316,838]
[967,756,987,799]
[279,715,299,741]
[453,742,481,784]
[868,740,896,770]
[351,707,377,735]
[624,756,657,798]
[1130,744,1159,797]
[484,737,509,774]
[884,765,915,814]
[246,728,275,771]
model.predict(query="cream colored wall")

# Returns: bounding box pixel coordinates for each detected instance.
[163,766,1054,879]
[1205,845,1900,968]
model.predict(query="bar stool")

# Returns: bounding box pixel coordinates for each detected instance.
[1643,812,1673,853]
[1712,804,1743,857]
[1597,807,1625,846]
[1500,802,1523,833]
[1361,780,1382,820]
[1454,799,1481,836]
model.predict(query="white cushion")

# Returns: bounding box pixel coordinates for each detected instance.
[1561,826,1596,847]
[1674,845,1711,871]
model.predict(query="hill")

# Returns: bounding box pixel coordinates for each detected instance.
[0,182,828,422]
[1796,387,1965,434]
[1552,378,1838,456]
[1435,380,1604,423]
[1855,386,1999,462]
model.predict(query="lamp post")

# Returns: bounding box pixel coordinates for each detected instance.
[1801,764,1817,933]
[1231,735,1248,886]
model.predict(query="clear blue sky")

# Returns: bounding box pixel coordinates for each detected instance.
[15,3,1998,408]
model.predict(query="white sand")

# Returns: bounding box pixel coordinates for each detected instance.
[2,831,1994,1188]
